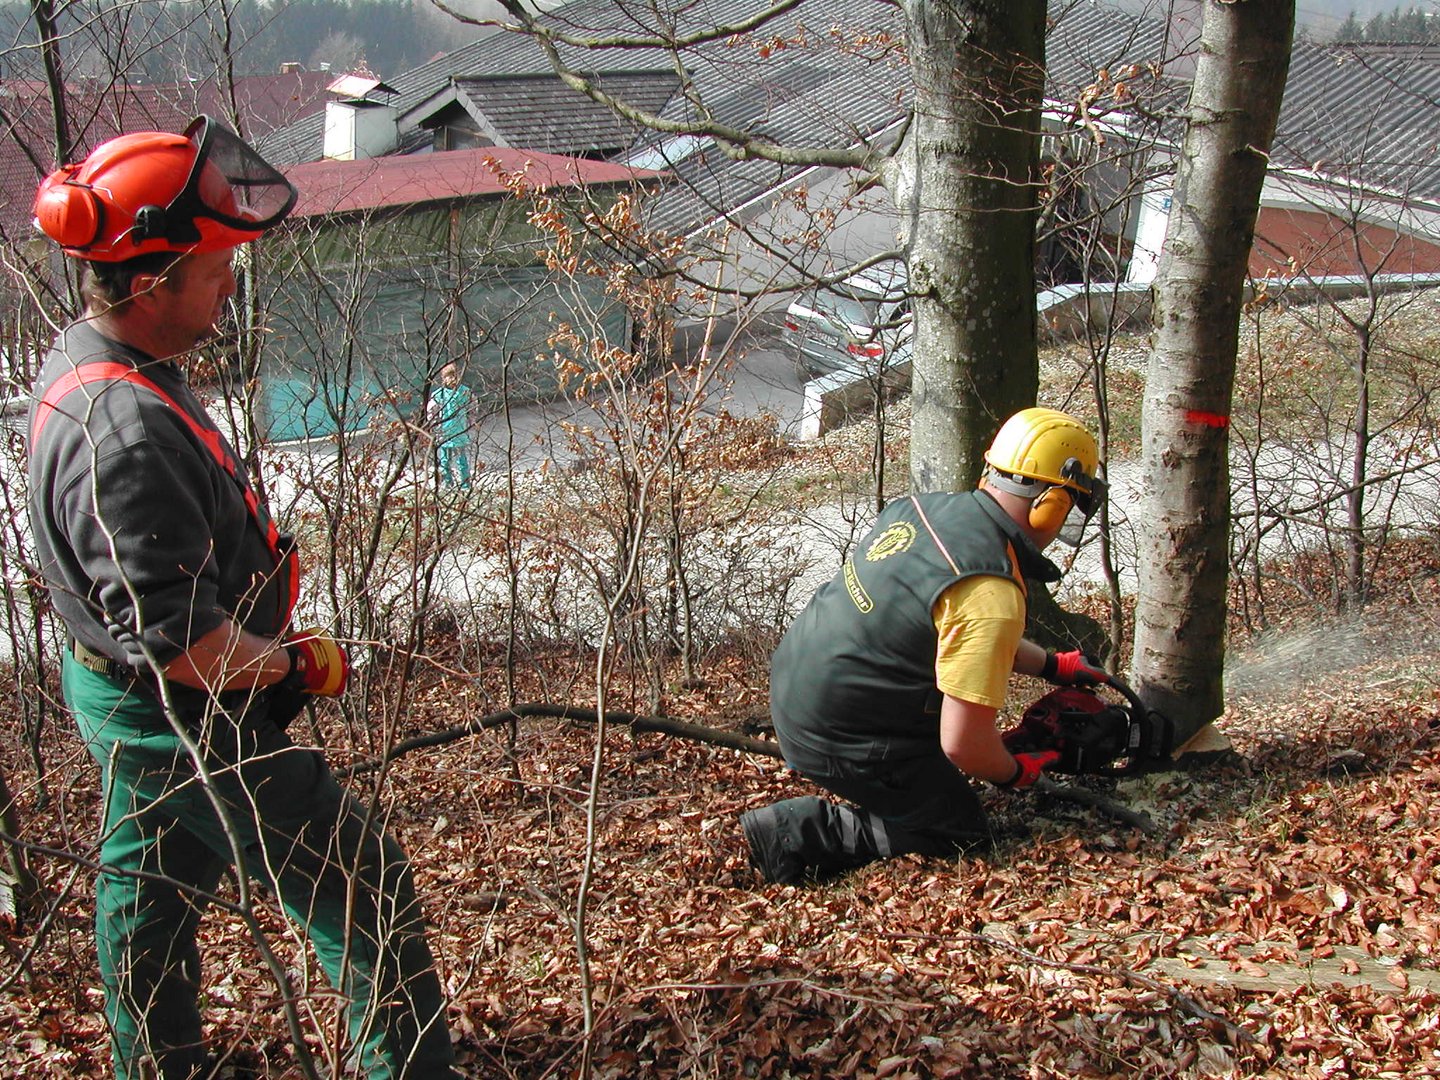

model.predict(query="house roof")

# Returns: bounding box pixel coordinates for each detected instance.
[256,1,874,168]
[16,2,1440,255]
[255,0,1190,242]
[1274,45,1440,203]
[256,0,928,236]
[1036,11,1440,213]
[402,71,684,157]
[0,70,335,241]
[286,145,653,218]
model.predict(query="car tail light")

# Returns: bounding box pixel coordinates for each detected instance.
[849,341,884,359]
[783,317,799,331]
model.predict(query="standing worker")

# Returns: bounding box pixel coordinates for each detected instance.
[742,408,1110,884]
[28,118,458,1078]
[427,362,476,489]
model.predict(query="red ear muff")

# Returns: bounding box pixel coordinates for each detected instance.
[34,178,104,250]
[1029,486,1073,532]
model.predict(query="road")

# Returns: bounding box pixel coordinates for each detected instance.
[462,319,810,472]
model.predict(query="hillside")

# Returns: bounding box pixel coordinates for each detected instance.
[3,525,1438,1077]
[4,289,1440,1077]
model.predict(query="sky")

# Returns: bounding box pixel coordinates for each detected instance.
[1104,0,1439,39]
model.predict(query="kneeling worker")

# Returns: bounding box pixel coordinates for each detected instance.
[742,407,1109,884]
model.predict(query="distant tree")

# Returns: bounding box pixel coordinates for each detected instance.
[308,28,366,72]
[0,0,452,81]
[1344,4,1440,43]
[1402,6,1434,40]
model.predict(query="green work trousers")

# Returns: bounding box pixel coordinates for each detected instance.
[63,654,456,1079]
[437,443,471,489]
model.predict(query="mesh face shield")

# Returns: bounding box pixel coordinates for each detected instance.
[150,116,297,244]
[1055,460,1108,548]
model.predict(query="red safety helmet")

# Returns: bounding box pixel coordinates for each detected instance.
[33,116,297,261]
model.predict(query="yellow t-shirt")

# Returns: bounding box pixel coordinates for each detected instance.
[931,575,1026,708]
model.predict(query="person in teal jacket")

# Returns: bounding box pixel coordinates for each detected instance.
[742,408,1110,884]
[427,362,476,488]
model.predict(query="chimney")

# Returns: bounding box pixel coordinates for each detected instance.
[324,100,398,160]
[322,74,399,161]
[279,61,302,75]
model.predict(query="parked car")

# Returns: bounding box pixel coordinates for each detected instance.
[783,261,912,375]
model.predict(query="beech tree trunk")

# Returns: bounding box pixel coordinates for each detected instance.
[890,0,1045,493]
[1131,0,1295,742]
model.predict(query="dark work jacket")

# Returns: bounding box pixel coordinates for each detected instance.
[770,490,1061,768]
[27,323,292,716]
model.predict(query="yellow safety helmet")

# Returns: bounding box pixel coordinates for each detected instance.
[983,407,1105,541]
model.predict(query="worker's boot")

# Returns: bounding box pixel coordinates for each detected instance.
[740,804,806,884]
[740,796,892,884]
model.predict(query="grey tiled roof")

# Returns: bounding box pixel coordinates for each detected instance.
[449,71,682,156]
[255,0,1440,242]
[1274,43,1440,200]
[628,0,1177,238]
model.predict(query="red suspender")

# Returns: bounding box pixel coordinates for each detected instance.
[32,361,300,625]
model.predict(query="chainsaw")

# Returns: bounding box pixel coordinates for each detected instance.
[1005,676,1175,777]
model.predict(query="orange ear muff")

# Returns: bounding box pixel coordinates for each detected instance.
[34,177,104,250]
[1028,486,1073,532]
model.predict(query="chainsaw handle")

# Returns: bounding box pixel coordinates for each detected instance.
[1105,674,1146,722]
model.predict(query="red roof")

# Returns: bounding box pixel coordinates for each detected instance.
[0,72,333,240]
[285,147,654,217]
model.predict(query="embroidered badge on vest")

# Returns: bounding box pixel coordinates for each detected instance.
[843,559,873,613]
[865,521,916,562]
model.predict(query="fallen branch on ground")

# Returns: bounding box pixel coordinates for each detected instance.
[1034,777,1159,834]
[342,705,1161,834]
[340,703,780,777]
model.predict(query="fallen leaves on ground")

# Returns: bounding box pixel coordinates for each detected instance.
[4,583,1440,1077]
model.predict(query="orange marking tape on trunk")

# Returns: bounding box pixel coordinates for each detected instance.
[1185,410,1230,428]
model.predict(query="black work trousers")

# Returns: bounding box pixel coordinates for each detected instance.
[742,748,994,883]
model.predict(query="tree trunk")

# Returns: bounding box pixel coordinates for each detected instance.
[891,0,1045,493]
[1131,0,1295,742]
[32,0,71,164]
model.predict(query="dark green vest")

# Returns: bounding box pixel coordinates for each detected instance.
[771,490,1061,765]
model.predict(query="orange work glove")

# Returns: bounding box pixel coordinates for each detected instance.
[996,750,1061,790]
[1041,649,1109,687]
[284,627,350,697]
